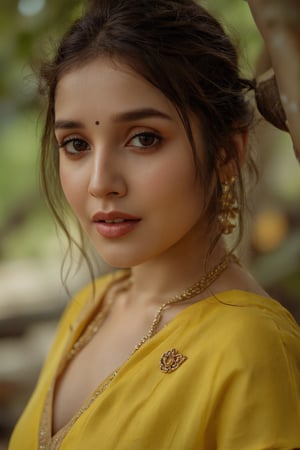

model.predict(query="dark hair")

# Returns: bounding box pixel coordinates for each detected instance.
[40,0,257,276]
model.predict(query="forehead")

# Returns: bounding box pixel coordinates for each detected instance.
[55,57,177,120]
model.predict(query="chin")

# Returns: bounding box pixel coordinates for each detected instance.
[96,247,144,269]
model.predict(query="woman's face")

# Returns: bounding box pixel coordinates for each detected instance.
[55,57,212,268]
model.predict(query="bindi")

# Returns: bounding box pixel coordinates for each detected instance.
[95,121,100,126]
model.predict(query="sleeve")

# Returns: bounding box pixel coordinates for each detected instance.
[214,313,300,450]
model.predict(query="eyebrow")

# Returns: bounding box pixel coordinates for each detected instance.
[114,108,173,122]
[55,120,84,130]
[54,108,172,130]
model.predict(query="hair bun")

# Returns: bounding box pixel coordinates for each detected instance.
[254,68,288,132]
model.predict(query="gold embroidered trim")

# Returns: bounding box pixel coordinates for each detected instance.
[38,384,52,449]
[39,372,117,450]
[38,272,130,450]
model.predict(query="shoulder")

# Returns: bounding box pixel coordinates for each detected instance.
[180,289,300,378]
[36,270,128,378]
[206,290,300,375]
[211,290,299,336]
[58,269,129,327]
[44,270,127,357]
[218,289,299,338]
[202,291,300,448]
[183,290,300,374]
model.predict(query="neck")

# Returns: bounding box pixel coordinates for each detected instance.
[129,237,229,307]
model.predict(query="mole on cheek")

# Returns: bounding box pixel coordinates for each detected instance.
[95,121,100,126]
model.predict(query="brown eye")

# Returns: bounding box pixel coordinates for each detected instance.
[129,132,161,149]
[61,138,90,154]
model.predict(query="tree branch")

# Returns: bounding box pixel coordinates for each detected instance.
[247,0,300,163]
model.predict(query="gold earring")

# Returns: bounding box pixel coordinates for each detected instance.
[218,177,239,235]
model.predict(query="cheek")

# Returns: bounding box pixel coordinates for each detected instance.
[59,164,83,211]
[137,156,202,207]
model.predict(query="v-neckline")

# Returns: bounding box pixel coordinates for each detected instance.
[38,271,255,449]
[38,271,130,449]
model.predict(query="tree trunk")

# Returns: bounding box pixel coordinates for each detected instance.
[247,0,300,163]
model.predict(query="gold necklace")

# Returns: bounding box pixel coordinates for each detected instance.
[67,254,234,362]
[42,255,234,450]
[134,253,233,351]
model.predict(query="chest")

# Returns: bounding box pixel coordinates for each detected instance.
[51,302,170,435]
[49,335,216,450]
[11,297,228,450]
[51,289,201,438]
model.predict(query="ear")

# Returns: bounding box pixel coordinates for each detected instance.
[218,130,248,181]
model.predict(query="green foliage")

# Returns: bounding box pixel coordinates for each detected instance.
[0,0,261,260]
[0,1,84,259]
[0,1,299,310]
[205,0,263,71]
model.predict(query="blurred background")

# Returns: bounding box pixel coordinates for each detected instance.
[1,0,300,447]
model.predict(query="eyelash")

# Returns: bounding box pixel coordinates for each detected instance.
[58,131,162,156]
[58,136,90,155]
[127,131,162,150]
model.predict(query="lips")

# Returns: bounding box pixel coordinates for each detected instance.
[92,211,141,238]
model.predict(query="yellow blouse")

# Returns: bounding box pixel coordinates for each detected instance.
[9,271,300,450]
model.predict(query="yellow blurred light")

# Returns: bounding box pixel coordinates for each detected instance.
[252,209,289,252]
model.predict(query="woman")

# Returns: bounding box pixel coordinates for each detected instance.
[9,0,300,449]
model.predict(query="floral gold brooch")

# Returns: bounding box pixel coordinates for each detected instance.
[160,348,187,373]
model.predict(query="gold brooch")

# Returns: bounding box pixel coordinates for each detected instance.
[160,348,187,373]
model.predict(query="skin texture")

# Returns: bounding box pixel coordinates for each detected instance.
[55,57,212,274]
[247,0,300,162]
[55,57,261,298]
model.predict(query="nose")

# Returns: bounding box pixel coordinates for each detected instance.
[88,149,127,199]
